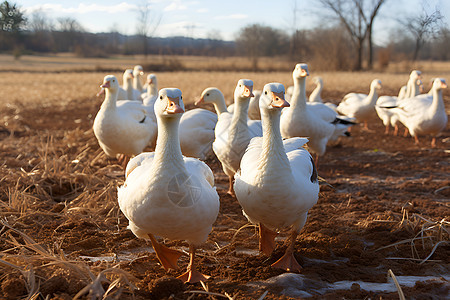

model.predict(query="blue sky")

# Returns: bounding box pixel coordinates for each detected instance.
[16,0,450,45]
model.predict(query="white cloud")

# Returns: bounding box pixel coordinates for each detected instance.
[197,8,208,13]
[164,2,187,12]
[24,2,138,15]
[216,14,248,20]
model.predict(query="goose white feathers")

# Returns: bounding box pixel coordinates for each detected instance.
[141,73,158,123]
[309,76,323,103]
[280,63,352,159]
[228,90,262,120]
[390,78,447,147]
[336,78,382,130]
[376,70,422,135]
[93,75,157,162]
[179,108,218,160]
[308,76,339,111]
[132,65,145,93]
[200,79,262,195]
[117,69,142,101]
[117,88,220,283]
[234,82,319,272]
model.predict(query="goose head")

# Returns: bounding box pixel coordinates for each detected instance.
[154,88,185,120]
[196,87,223,105]
[370,79,382,90]
[133,65,144,77]
[123,69,134,83]
[260,83,290,113]
[312,76,322,86]
[98,75,120,96]
[432,78,447,91]
[410,70,422,86]
[293,63,309,80]
[146,73,157,85]
[234,79,255,100]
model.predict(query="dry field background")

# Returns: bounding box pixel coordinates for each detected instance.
[0,54,449,299]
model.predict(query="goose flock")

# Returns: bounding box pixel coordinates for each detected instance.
[93,63,447,283]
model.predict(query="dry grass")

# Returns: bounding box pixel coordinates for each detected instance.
[1,53,449,110]
[0,53,449,298]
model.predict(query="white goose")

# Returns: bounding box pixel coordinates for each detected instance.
[133,65,145,93]
[93,75,157,164]
[142,74,158,105]
[376,70,422,135]
[308,76,339,112]
[391,78,447,147]
[235,82,319,272]
[228,90,262,120]
[118,88,220,283]
[280,63,352,161]
[118,69,142,101]
[197,87,263,137]
[202,80,262,195]
[336,78,382,130]
[141,73,158,123]
[179,107,218,160]
[308,76,323,103]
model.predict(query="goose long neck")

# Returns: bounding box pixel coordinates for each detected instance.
[429,88,444,114]
[291,76,307,111]
[258,109,290,175]
[211,94,228,114]
[309,81,322,102]
[147,85,157,99]
[367,86,378,105]
[406,78,420,98]
[126,79,134,99]
[133,76,143,91]
[154,116,184,170]
[229,97,250,136]
[101,88,117,110]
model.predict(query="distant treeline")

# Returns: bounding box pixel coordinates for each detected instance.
[1,0,449,71]
[0,25,448,71]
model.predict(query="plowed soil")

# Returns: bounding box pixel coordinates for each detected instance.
[0,89,449,299]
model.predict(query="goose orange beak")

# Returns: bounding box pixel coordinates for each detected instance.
[167,99,184,114]
[243,85,255,97]
[101,81,110,89]
[271,92,290,108]
[195,97,204,105]
[300,69,309,77]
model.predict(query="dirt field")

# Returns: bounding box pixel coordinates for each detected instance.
[0,66,449,299]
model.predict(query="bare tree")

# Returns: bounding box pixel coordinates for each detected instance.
[400,5,444,61]
[236,24,289,71]
[318,0,386,70]
[135,1,161,57]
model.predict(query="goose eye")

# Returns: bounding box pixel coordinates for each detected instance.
[265,91,268,95]
[160,96,163,100]
[206,93,209,96]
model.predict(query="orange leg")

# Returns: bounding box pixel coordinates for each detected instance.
[414,135,420,145]
[259,223,278,256]
[227,175,235,196]
[431,137,436,148]
[393,124,399,136]
[384,125,389,135]
[177,244,210,283]
[403,128,409,137]
[148,234,183,271]
[271,230,302,272]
